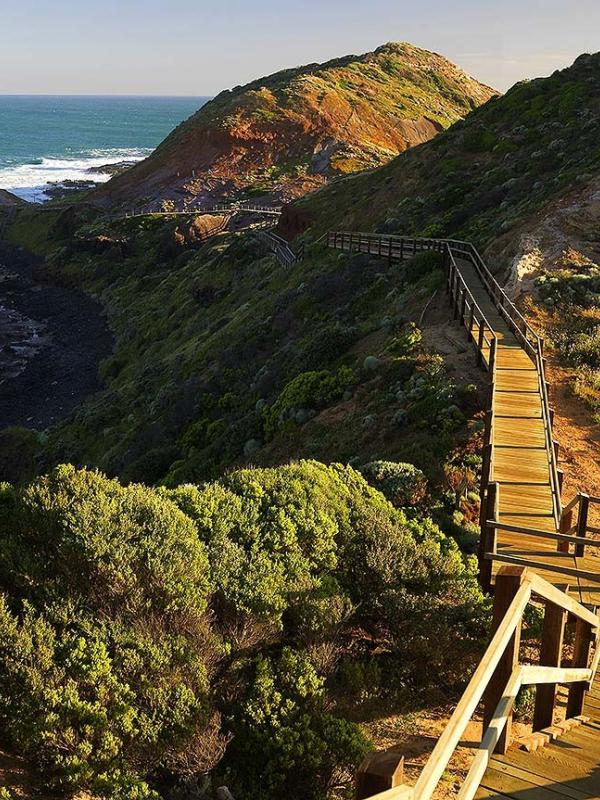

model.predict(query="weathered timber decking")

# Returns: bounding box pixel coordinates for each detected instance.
[455,258,600,605]
[477,672,600,799]
[326,233,600,800]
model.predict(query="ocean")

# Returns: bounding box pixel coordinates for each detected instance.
[0,95,208,202]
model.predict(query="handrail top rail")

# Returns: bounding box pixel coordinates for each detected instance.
[378,567,599,800]
[447,250,498,341]
[329,230,540,343]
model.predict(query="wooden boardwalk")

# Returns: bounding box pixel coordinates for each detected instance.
[454,258,600,605]
[325,232,600,800]
[478,672,600,799]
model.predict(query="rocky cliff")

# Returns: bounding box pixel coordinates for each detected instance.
[95,42,496,208]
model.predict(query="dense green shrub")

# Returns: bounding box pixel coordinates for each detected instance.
[360,460,428,507]
[340,507,489,687]
[566,329,600,368]
[0,466,217,798]
[0,427,42,484]
[404,251,444,283]
[0,461,489,798]
[225,648,372,800]
[167,460,389,622]
[263,367,357,438]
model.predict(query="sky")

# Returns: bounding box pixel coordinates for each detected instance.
[0,0,598,95]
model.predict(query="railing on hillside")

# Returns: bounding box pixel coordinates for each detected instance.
[325,231,562,532]
[256,230,302,268]
[560,493,600,558]
[122,202,282,219]
[361,566,600,800]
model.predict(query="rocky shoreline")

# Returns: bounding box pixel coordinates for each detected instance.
[0,241,113,430]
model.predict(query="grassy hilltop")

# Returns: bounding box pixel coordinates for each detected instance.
[95,42,496,207]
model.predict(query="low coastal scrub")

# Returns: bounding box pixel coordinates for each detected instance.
[6,210,478,495]
[0,460,488,800]
[537,265,600,421]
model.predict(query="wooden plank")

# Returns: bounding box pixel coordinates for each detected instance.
[493,448,551,484]
[495,429,547,449]
[497,484,555,515]
[521,666,591,685]
[495,370,540,392]
[480,765,585,800]
[486,760,595,800]
[495,393,543,418]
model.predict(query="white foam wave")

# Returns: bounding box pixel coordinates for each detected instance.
[0,149,151,202]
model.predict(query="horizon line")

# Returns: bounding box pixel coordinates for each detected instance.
[0,93,212,98]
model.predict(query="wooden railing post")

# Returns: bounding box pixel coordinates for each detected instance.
[566,612,595,718]
[446,258,453,294]
[480,480,499,593]
[533,595,568,731]
[576,494,590,558]
[483,566,526,753]
[467,304,475,341]
[460,289,467,328]
[454,285,462,320]
[559,503,574,554]
[477,321,485,365]
[355,752,405,799]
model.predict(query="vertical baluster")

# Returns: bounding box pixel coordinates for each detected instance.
[483,564,525,753]
[533,599,568,732]
[477,319,485,365]
[576,494,590,558]
[566,614,595,719]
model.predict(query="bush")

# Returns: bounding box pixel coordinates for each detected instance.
[0,461,490,797]
[0,427,42,484]
[167,461,389,623]
[404,251,444,283]
[360,461,427,507]
[263,367,357,438]
[225,648,372,800]
[339,507,489,688]
[0,466,218,798]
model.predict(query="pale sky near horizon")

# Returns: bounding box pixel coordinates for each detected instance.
[0,0,598,96]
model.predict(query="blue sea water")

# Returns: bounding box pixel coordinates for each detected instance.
[0,95,208,202]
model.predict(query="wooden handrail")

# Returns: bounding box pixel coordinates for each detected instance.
[325,231,564,545]
[488,519,600,550]
[488,551,600,584]
[366,568,599,800]
[410,575,533,799]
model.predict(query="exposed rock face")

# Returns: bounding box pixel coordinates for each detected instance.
[493,175,600,300]
[95,42,496,209]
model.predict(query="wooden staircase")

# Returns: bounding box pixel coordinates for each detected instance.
[325,231,600,800]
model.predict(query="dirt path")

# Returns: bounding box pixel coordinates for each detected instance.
[547,355,600,536]
[0,241,112,430]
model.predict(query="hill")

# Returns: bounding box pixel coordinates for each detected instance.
[2,49,600,800]
[0,189,27,207]
[291,50,600,460]
[94,42,496,208]
[293,52,600,245]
